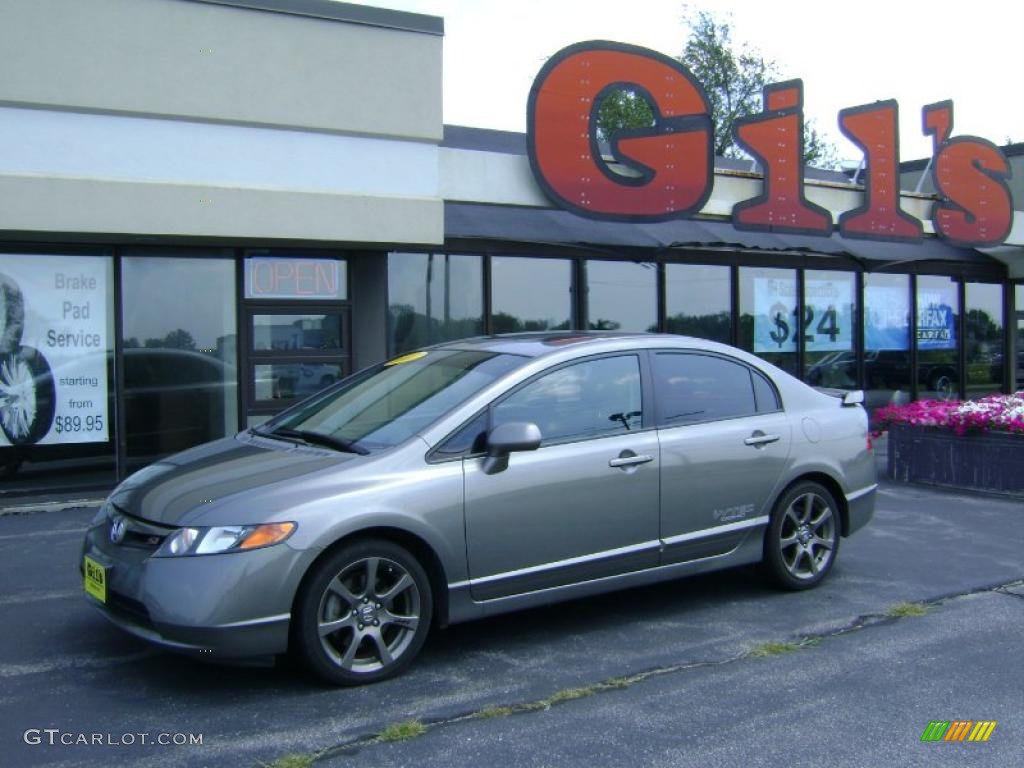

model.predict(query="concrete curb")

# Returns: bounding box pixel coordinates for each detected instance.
[0,497,106,516]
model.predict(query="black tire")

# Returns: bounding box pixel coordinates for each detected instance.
[0,346,57,445]
[764,481,840,591]
[0,273,25,355]
[293,538,433,686]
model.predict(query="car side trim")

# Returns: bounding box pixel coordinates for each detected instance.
[214,613,291,629]
[845,483,878,503]
[660,516,770,547]
[448,516,772,591]
[447,539,661,590]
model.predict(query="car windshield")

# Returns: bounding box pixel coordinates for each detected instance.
[260,349,526,452]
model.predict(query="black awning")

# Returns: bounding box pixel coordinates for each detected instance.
[444,202,997,266]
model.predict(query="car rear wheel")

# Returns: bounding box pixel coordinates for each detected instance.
[764,481,840,590]
[294,538,432,686]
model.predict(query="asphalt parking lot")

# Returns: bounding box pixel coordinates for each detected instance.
[1,473,1021,768]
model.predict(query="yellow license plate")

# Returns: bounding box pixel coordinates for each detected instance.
[83,556,107,603]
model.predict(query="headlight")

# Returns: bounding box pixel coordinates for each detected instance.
[155,522,296,557]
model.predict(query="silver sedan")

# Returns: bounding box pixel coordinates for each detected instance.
[81,333,876,685]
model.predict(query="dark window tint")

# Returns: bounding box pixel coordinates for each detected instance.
[493,356,642,444]
[654,353,756,425]
[122,254,238,470]
[752,370,780,412]
[434,411,488,458]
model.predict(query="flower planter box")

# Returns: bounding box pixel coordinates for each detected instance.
[887,423,1024,497]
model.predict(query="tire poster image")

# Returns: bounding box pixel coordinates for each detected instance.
[0,255,109,447]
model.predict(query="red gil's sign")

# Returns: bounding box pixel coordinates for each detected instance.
[527,41,1014,248]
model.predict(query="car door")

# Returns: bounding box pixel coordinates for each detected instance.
[463,354,660,601]
[652,351,792,565]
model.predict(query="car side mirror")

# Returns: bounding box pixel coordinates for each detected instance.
[481,421,542,475]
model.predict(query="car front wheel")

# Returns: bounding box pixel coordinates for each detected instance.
[764,481,840,590]
[294,538,432,686]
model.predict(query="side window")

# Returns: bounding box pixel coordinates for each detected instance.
[492,356,642,444]
[654,353,757,425]
[433,411,488,459]
[751,369,781,412]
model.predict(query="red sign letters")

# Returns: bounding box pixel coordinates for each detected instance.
[527,41,1014,248]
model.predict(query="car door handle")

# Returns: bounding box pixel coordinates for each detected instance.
[744,433,781,446]
[608,454,654,468]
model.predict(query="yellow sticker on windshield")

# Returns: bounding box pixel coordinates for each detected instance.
[385,351,427,366]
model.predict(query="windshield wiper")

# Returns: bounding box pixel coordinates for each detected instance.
[269,427,370,455]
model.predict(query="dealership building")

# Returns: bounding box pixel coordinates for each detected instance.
[1,0,1022,495]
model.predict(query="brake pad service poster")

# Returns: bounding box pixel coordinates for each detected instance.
[0,255,110,446]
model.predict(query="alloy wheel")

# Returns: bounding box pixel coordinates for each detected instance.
[777,492,836,581]
[316,555,422,674]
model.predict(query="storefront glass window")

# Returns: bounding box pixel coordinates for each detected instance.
[803,270,857,389]
[738,267,798,376]
[252,314,343,352]
[388,253,483,354]
[664,264,731,343]
[916,275,960,400]
[585,260,657,332]
[965,282,1004,398]
[863,273,912,413]
[122,253,238,470]
[491,257,572,332]
[1017,284,1024,392]
[0,252,115,493]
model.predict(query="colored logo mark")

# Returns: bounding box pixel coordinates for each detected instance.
[921,721,997,742]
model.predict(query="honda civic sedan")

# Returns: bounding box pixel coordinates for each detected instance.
[81,333,876,685]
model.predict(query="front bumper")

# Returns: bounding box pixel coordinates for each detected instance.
[81,520,316,658]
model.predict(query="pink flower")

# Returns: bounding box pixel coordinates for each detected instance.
[874,391,1024,436]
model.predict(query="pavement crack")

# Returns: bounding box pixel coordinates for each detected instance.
[272,576,1024,766]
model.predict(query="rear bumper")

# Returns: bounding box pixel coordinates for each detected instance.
[844,483,877,536]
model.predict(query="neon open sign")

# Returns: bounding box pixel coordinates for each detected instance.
[245,257,345,300]
[527,41,1014,248]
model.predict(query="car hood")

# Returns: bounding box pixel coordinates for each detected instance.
[109,433,357,526]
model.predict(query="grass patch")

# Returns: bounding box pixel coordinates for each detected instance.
[750,638,819,658]
[476,705,514,719]
[377,720,427,743]
[259,754,317,768]
[888,602,928,618]
[543,686,597,706]
[602,676,633,689]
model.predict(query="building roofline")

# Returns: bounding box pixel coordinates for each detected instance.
[901,141,1024,172]
[185,0,444,35]
[442,124,850,182]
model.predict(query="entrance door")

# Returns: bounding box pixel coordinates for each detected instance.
[241,253,351,426]
[244,306,351,422]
